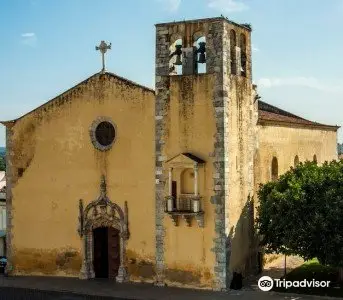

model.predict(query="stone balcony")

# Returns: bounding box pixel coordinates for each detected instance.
[164,194,204,227]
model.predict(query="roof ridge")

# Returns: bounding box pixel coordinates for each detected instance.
[106,72,154,93]
[0,72,155,124]
[258,100,306,120]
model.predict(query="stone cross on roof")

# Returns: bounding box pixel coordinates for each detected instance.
[95,41,111,74]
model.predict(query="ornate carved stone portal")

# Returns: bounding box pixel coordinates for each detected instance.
[78,175,129,282]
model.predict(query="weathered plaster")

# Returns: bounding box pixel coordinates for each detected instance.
[12,248,81,276]
[4,73,156,280]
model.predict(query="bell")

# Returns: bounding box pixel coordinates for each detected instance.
[172,44,182,66]
[174,54,182,66]
[198,42,206,52]
[198,53,206,63]
[197,41,206,63]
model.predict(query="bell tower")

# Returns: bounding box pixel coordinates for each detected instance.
[154,17,258,290]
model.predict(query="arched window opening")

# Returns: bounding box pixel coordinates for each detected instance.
[294,155,299,167]
[230,30,237,75]
[271,157,278,181]
[181,168,194,194]
[193,36,206,74]
[313,154,317,163]
[240,33,247,77]
[169,38,183,75]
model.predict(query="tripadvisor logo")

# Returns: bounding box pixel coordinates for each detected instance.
[258,276,330,292]
[258,276,274,291]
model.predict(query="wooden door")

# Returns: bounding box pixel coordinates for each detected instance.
[172,181,177,210]
[93,227,109,278]
[107,227,120,279]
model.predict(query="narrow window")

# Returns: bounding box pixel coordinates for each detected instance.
[230,30,237,75]
[294,155,299,167]
[313,154,317,163]
[169,39,183,75]
[240,33,247,77]
[172,181,177,210]
[193,36,206,74]
[271,157,278,181]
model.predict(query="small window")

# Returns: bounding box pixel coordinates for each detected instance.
[240,33,247,76]
[271,157,278,181]
[90,117,117,151]
[230,30,237,75]
[95,122,115,147]
[294,155,299,167]
[313,154,317,163]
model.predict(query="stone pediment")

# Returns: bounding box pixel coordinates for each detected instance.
[165,153,205,168]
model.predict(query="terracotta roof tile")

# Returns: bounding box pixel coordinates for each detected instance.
[258,101,338,129]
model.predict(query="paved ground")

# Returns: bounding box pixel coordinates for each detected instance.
[0,286,121,300]
[0,275,337,300]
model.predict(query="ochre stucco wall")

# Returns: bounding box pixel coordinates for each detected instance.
[254,123,338,267]
[255,124,338,188]
[8,74,156,279]
[226,75,257,276]
[162,74,216,288]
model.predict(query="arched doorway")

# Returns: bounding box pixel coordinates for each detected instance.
[93,227,120,279]
[78,175,129,282]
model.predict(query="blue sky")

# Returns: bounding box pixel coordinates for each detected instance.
[0,0,342,147]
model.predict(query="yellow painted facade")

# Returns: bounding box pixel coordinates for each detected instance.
[255,124,338,188]
[0,16,339,290]
[5,74,156,278]
[163,75,216,287]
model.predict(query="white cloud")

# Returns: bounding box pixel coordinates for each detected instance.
[21,32,37,47]
[157,0,181,13]
[21,32,35,38]
[208,0,249,13]
[257,77,343,94]
[252,45,259,52]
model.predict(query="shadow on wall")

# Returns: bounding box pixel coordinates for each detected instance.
[226,196,261,289]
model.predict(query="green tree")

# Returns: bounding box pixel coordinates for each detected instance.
[256,160,343,279]
[0,156,5,171]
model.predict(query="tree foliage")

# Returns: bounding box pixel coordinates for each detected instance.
[0,156,5,172]
[256,160,343,267]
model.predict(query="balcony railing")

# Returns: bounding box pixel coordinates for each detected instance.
[164,195,204,227]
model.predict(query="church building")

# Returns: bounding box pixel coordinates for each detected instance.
[0,17,339,290]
